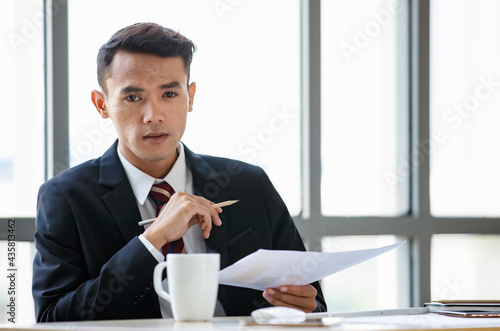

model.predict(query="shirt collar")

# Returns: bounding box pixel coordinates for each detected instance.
[117,143,188,205]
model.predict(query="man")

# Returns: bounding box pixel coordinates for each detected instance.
[32,22,326,322]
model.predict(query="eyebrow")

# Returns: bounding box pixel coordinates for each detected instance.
[160,82,180,89]
[121,86,144,94]
[120,81,181,94]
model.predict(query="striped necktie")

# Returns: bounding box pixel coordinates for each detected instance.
[149,182,185,256]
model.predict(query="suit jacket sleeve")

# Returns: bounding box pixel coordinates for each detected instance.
[217,164,327,315]
[257,167,327,313]
[32,181,160,322]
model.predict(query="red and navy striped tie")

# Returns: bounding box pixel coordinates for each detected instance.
[149,182,185,256]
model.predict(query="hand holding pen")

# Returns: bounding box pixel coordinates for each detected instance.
[140,192,238,250]
[139,200,239,226]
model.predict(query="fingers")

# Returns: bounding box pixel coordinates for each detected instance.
[162,192,222,237]
[181,194,223,239]
[262,285,318,313]
[143,192,224,249]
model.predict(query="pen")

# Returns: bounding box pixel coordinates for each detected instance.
[138,200,239,226]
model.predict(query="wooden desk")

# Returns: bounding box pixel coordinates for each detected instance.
[2,314,500,331]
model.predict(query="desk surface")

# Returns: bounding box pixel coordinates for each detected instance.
[3,314,500,331]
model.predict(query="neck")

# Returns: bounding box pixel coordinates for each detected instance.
[118,144,179,179]
[142,159,177,179]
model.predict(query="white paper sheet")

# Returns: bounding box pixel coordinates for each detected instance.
[218,241,405,290]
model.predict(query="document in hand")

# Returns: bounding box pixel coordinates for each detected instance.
[218,241,405,291]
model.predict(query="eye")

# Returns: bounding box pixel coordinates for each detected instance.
[125,95,141,102]
[164,91,177,98]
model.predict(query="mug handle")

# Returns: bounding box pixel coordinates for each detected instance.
[153,261,171,302]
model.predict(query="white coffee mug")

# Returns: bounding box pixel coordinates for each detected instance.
[153,253,220,321]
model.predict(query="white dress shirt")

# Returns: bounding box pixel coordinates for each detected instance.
[117,143,225,317]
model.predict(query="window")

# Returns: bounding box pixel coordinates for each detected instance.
[0,2,44,324]
[432,235,500,300]
[322,235,409,311]
[430,0,500,217]
[320,0,409,216]
[0,0,45,218]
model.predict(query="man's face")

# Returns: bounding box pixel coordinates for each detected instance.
[92,51,195,176]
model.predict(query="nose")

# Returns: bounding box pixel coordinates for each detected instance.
[143,100,165,124]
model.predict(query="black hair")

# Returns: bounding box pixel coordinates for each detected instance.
[96,22,196,91]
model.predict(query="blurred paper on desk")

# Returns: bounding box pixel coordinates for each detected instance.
[218,241,405,291]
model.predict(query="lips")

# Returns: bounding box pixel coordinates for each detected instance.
[143,131,168,143]
[145,131,166,138]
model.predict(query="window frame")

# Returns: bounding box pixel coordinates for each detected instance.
[3,0,500,309]
[296,0,500,307]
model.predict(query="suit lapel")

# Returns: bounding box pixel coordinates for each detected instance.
[184,145,229,269]
[99,141,143,243]
[97,141,230,267]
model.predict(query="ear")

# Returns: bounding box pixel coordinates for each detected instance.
[91,90,109,119]
[187,82,196,113]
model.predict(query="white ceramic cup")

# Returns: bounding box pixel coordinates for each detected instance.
[153,253,220,321]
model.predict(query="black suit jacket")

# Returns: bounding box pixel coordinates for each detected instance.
[32,141,326,321]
